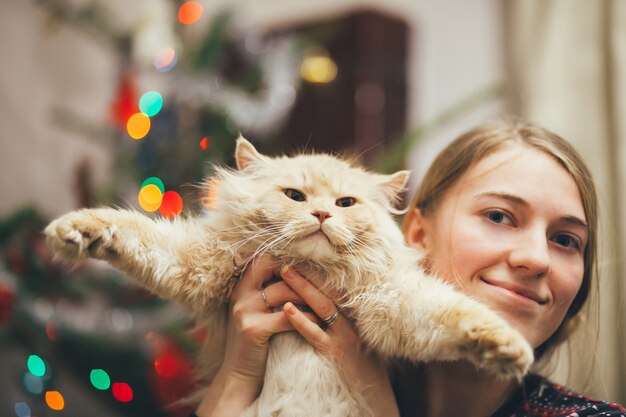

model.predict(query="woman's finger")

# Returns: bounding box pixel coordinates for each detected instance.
[280,266,340,326]
[261,281,306,309]
[234,256,281,294]
[283,302,330,350]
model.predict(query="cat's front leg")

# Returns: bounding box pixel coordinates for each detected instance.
[45,208,235,311]
[351,271,534,380]
[45,208,123,263]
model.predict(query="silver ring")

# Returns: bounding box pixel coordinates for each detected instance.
[260,288,271,308]
[322,311,339,327]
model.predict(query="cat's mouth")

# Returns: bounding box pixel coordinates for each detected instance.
[309,230,331,242]
[301,225,334,244]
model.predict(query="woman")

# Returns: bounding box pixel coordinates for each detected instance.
[194,120,626,417]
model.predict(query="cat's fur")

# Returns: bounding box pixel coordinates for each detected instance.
[45,138,533,417]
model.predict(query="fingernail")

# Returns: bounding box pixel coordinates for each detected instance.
[281,265,292,278]
[284,302,295,315]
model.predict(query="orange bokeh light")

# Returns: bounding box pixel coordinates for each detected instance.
[126,112,151,140]
[45,391,65,410]
[178,2,203,25]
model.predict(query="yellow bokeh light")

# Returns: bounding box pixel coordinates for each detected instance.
[300,55,337,84]
[138,184,163,212]
[127,113,151,140]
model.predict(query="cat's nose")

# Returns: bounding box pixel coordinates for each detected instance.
[311,210,332,224]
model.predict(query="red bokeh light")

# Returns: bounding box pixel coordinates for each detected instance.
[159,191,183,218]
[112,382,133,402]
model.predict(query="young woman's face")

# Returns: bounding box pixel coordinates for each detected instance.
[405,146,587,348]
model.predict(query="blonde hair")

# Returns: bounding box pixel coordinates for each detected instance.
[403,120,598,359]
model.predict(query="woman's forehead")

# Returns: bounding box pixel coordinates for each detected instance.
[451,147,586,219]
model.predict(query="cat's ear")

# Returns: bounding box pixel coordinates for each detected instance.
[235,135,268,170]
[378,170,410,213]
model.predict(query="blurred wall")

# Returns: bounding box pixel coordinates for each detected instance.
[0,0,504,217]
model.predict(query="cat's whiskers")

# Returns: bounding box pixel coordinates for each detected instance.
[225,224,286,254]
[251,227,293,259]
[230,228,283,253]
[217,221,284,235]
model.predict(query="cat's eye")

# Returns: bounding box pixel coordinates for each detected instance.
[284,189,306,202]
[336,197,356,207]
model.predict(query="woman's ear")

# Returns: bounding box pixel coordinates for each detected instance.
[403,207,429,251]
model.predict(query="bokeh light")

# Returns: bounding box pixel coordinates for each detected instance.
[178,1,203,25]
[23,373,44,395]
[45,391,64,411]
[154,47,177,72]
[154,353,181,378]
[141,177,165,194]
[14,402,30,417]
[45,321,58,341]
[300,49,337,84]
[27,355,46,377]
[159,191,183,219]
[127,112,151,140]
[199,136,210,151]
[90,369,111,390]
[205,179,220,208]
[112,382,133,402]
[138,184,163,212]
[139,91,163,117]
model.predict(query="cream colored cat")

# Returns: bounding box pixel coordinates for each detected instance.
[45,138,533,417]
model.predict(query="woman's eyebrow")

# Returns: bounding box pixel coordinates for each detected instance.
[560,215,588,229]
[475,191,588,229]
[474,191,528,207]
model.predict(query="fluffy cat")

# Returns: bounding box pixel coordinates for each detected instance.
[45,138,533,417]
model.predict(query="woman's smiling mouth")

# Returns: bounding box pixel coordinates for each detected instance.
[480,277,548,306]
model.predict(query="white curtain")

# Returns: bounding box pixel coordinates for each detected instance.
[505,0,626,402]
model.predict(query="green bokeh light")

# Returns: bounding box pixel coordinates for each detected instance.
[141,176,165,194]
[27,355,46,377]
[139,91,163,117]
[90,369,111,390]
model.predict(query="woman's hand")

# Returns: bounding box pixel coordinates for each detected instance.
[196,256,316,417]
[280,266,400,417]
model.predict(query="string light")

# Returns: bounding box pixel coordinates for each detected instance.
[204,179,220,208]
[154,47,177,72]
[27,355,46,377]
[139,91,163,117]
[138,184,163,212]
[300,48,337,84]
[45,391,65,411]
[127,113,151,140]
[90,369,111,390]
[159,191,183,218]
[199,136,210,151]
[112,382,133,402]
[45,321,58,341]
[23,373,44,395]
[141,177,165,193]
[178,2,203,25]
[14,402,31,417]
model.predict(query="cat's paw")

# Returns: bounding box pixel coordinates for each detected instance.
[44,209,117,262]
[462,317,534,380]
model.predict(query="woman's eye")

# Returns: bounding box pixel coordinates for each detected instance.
[485,210,513,225]
[284,189,306,202]
[336,197,356,207]
[553,234,580,250]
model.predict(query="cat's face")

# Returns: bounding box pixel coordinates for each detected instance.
[217,138,408,263]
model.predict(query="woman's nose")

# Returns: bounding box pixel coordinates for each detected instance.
[508,231,551,277]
